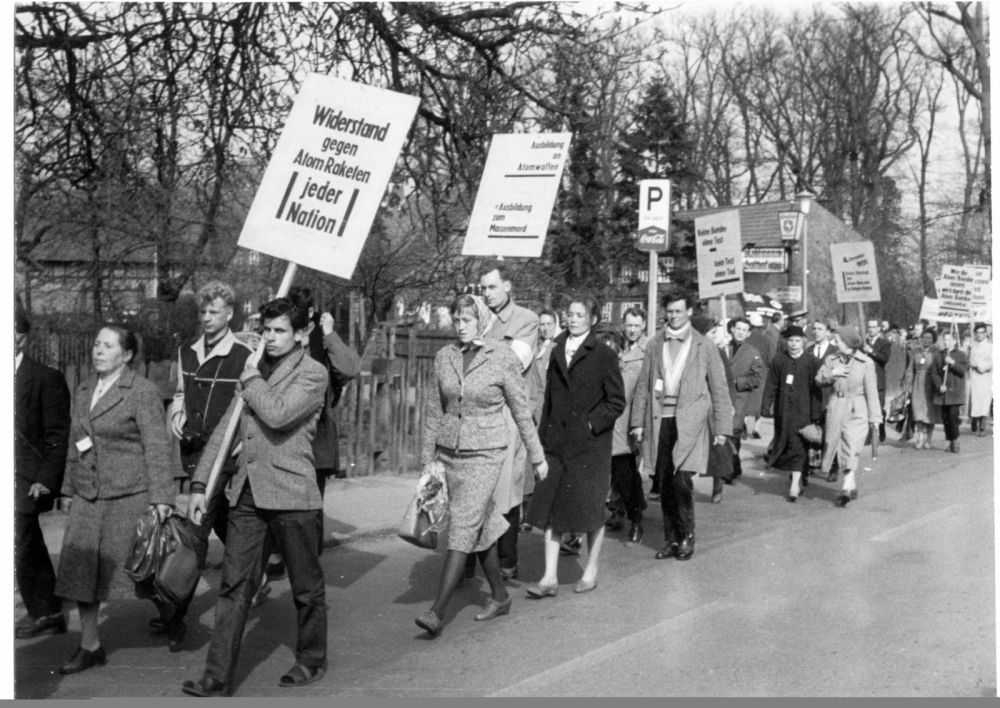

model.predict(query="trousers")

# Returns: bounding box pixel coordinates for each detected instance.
[203,482,326,690]
[654,417,695,542]
[15,511,61,618]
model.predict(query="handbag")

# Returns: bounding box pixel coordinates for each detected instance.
[798,423,823,445]
[708,438,734,482]
[124,508,168,584]
[125,510,200,613]
[886,392,908,423]
[398,494,438,549]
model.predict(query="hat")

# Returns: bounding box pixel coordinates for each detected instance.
[837,324,863,350]
[747,312,763,328]
[788,309,809,321]
[782,325,806,339]
[690,314,717,335]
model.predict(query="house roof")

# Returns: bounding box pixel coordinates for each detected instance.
[674,199,861,248]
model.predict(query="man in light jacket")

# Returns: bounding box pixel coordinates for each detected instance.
[630,289,732,562]
[182,297,328,697]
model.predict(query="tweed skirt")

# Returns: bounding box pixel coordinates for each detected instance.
[55,491,149,604]
[438,446,508,553]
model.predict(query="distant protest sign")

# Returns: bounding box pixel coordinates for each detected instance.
[238,74,420,279]
[829,241,881,303]
[462,133,571,258]
[918,297,941,324]
[694,209,743,299]
[940,264,992,320]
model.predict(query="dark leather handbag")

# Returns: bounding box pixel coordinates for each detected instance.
[125,510,200,609]
[708,437,735,482]
[124,508,168,584]
[398,494,438,550]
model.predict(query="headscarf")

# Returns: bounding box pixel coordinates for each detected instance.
[837,324,863,350]
[465,294,494,349]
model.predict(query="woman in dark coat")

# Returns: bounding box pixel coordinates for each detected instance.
[930,331,969,453]
[525,296,626,596]
[761,326,823,501]
[55,324,175,674]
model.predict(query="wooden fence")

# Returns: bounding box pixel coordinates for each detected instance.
[24,324,450,478]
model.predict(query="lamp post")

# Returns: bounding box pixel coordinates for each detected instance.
[796,191,812,311]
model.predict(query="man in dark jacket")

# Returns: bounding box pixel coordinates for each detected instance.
[164,281,252,649]
[725,317,765,483]
[863,319,892,442]
[14,305,71,639]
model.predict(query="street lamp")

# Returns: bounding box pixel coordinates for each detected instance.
[796,191,813,311]
[778,193,813,310]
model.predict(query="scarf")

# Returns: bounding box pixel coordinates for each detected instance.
[461,295,494,351]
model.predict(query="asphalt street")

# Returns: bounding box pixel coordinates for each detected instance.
[14,423,997,697]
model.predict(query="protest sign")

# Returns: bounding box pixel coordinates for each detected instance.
[694,210,743,299]
[829,241,881,303]
[940,264,992,320]
[238,74,420,279]
[462,133,571,257]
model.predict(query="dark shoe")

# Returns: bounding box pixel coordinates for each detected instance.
[279,662,326,687]
[676,535,694,561]
[627,523,644,544]
[525,582,559,599]
[415,609,443,637]
[786,494,798,503]
[836,494,851,507]
[167,617,186,653]
[801,472,809,487]
[265,558,287,582]
[711,492,723,504]
[655,542,678,560]
[518,522,533,533]
[827,471,839,483]
[605,513,625,531]
[500,566,519,582]
[59,645,107,675]
[149,616,166,634]
[559,537,581,556]
[16,612,66,639]
[573,578,598,594]
[250,580,271,608]
[474,596,512,621]
[182,676,231,697]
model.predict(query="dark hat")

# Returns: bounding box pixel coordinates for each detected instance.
[837,324,863,350]
[15,298,30,334]
[788,309,809,320]
[783,325,806,339]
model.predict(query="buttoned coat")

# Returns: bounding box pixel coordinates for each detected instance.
[815,350,881,472]
[193,348,327,511]
[64,367,175,506]
[630,329,733,476]
[725,340,765,432]
[16,355,71,514]
[527,330,625,532]
[612,335,648,456]
[968,339,993,417]
[930,347,969,407]
[421,340,545,465]
[761,351,823,471]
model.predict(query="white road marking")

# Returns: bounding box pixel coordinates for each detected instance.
[487,600,729,697]
[870,505,960,543]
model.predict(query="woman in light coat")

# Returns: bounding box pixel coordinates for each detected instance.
[903,329,941,449]
[967,323,992,436]
[416,294,547,637]
[815,325,882,507]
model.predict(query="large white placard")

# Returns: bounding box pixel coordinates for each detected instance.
[694,210,744,299]
[829,241,881,303]
[238,74,420,279]
[940,264,992,319]
[462,133,571,257]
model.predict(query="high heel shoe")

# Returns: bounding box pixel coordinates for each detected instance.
[415,609,443,637]
[59,645,107,674]
[474,596,512,621]
[525,581,559,599]
[836,494,851,507]
[573,578,598,594]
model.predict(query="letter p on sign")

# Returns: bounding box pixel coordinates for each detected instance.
[637,179,671,252]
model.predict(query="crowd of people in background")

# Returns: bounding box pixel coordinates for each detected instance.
[14,267,994,694]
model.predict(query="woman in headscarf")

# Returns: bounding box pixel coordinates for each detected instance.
[416,294,547,637]
[815,325,882,507]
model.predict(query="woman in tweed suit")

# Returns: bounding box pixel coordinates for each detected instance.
[416,295,548,637]
[55,324,175,674]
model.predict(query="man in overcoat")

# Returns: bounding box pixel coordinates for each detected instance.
[725,317,765,483]
[863,319,892,442]
[14,305,71,639]
[630,289,732,561]
[182,298,328,697]
[476,259,539,580]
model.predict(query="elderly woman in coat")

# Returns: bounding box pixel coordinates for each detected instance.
[525,295,626,595]
[967,323,992,436]
[416,294,547,637]
[903,328,941,449]
[815,325,882,507]
[930,331,969,453]
[55,324,175,674]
